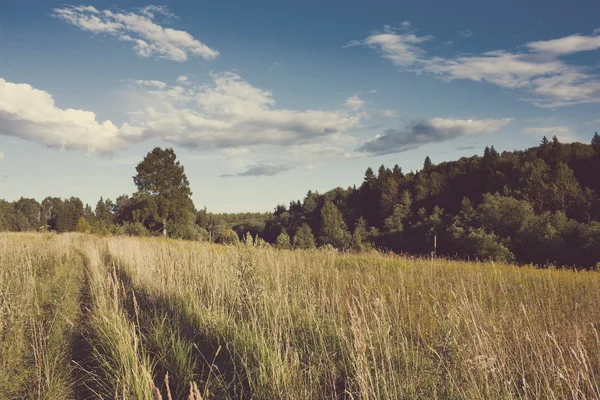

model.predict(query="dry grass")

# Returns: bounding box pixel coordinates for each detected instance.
[1,232,599,399]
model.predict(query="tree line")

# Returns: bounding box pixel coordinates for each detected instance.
[2,134,600,269]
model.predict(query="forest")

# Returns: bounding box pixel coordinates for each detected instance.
[2,133,600,269]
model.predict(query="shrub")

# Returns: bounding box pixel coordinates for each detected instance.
[214,228,239,245]
[75,217,92,233]
[91,220,111,236]
[122,222,149,237]
[276,231,291,249]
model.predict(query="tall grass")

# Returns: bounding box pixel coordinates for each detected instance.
[1,232,599,399]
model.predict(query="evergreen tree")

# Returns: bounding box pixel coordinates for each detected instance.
[133,147,194,236]
[95,197,114,224]
[592,132,600,152]
[423,156,433,171]
[293,223,316,249]
[352,217,369,250]
[318,201,351,249]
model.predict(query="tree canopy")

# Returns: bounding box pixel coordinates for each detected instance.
[2,135,600,269]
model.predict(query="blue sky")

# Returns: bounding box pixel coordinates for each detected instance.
[1,0,599,212]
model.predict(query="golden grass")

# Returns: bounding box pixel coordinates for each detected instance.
[1,232,599,399]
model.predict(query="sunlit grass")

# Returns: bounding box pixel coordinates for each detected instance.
[1,232,599,399]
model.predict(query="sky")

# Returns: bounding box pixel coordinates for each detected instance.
[1,0,599,212]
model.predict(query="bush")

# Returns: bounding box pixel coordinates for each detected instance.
[91,220,111,236]
[122,222,149,237]
[75,217,92,233]
[214,228,239,245]
[276,231,291,249]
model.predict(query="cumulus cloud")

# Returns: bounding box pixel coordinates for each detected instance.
[0,78,143,154]
[358,117,513,155]
[350,26,600,107]
[53,5,219,61]
[0,73,361,155]
[175,75,190,84]
[132,79,168,89]
[343,94,365,111]
[223,163,293,177]
[126,72,361,149]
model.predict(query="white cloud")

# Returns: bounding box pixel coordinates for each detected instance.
[175,75,190,85]
[132,79,168,89]
[343,94,365,111]
[0,74,361,155]
[526,34,600,55]
[0,78,143,154]
[358,29,434,67]
[359,117,513,155]
[375,110,398,118]
[459,30,474,38]
[400,21,411,29]
[351,26,600,107]
[53,5,219,62]
[127,72,361,149]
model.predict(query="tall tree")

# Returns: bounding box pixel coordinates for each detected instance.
[592,132,600,152]
[318,201,351,249]
[423,156,433,171]
[133,147,194,236]
[293,223,316,249]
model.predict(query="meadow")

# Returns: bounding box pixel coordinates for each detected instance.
[1,232,599,399]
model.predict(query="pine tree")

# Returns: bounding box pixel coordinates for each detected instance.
[423,156,433,171]
[134,147,194,236]
[318,201,351,249]
[293,223,316,249]
[352,217,369,250]
[592,132,600,152]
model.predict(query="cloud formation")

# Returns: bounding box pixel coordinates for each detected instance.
[0,78,142,154]
[0,74,361,154]
[350,25,600,107]
[126,72,361,150]
[221,163,292,177]
[358,117,513,155]
[53,5,219,61]
[343,94,365,111]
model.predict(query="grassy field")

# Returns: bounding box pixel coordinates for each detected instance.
[1,233,599,399]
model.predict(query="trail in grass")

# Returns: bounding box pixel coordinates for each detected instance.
[110,257,249,399]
